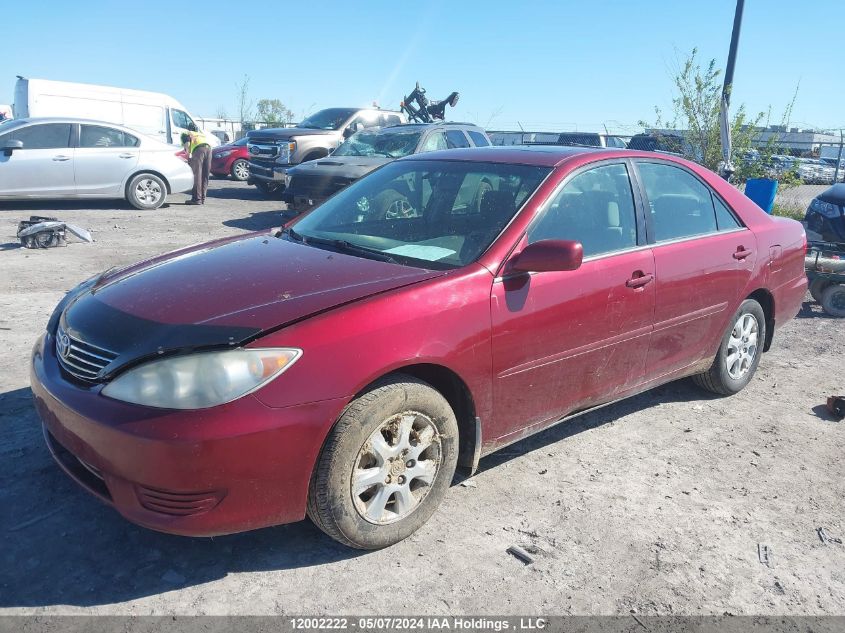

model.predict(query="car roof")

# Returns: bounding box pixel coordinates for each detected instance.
[397,144,704,168]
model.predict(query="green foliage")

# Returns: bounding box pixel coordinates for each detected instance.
[771,203,805,221]
[641,49,800,188]
[256,99,294,125]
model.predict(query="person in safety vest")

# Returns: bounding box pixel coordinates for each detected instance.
[181,126,212,205]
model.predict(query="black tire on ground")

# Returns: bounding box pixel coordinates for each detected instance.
[809,278,833,303]
[692,299,767,396]
[307,374,459,550]
[820,284,845,317]
[230,158,250,181]
[126,173,167,210]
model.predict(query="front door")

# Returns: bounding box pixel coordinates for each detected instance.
[0,122,75,196]
[633,159,756,377]
[490,161,655,442]
[74,124,140,195]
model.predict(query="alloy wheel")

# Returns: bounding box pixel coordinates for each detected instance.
[725,313,759,380]
[351,411,442,525]
[135,178,163,206]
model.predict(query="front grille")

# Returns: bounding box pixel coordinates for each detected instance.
[248,143,279,159]
[56,327,118,382]
[136,485,225,516]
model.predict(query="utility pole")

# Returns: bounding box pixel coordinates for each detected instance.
[719,0,746,180]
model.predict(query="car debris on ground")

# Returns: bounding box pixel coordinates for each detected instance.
[506,545,535,565]
[817,527,843,545]
[16,216,93,249]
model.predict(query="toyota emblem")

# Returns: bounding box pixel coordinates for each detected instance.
[56,330,71,359]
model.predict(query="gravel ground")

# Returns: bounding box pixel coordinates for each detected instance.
[0,180,843,616]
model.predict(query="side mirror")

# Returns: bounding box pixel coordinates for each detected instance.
[342,127,356,139]
[510,239,583,273]
[3,139,23,155]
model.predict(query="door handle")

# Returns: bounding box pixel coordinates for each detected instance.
[52,155,71,161]
[118,153,136,159]
[626,272,654,288]
[733,247,753,260]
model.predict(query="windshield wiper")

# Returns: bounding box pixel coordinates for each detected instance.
[297,233,398,264]
[282,226,304,242]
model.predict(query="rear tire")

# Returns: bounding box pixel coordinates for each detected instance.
[230,159,249,181]
[809,278,833,303]
[820,284,845,317]
[255,181,283,198]
[692,299,766,396]
[307,374,458,549]
[127,173,167,210]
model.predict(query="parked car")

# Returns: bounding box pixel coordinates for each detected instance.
[0,117,193,209]
[805,183,845,242]
[282,122,490,212]
[31,146,806,548]
[211,137,250,181]
[554,132,627,148]
[13,77,219,147]
[246,107,407,196]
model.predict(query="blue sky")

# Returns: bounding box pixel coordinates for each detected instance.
[3,0,843,134]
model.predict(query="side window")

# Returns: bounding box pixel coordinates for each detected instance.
[381,114,402,127]
[348,112,380,132]
[80,125,139,148]
[529,163,638,257]
[9,124,72,149]
[467,130,490,147]
[420,132,448,152]
[713,195,741,230]
[171,109,192,130]
[637,162,718,242]
[445,130,470,149]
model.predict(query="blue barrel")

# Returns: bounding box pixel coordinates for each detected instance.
[744,178,778,214]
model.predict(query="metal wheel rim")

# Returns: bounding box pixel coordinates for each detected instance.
[726,312,759,380]
[351,411,442,525]
[385,198,414,219]
[233,160,249,179]
[135,178,162,205]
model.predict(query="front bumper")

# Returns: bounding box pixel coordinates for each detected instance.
[248,161,288,183]
[30,333,348,536]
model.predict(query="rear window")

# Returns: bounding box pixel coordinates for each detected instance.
[80,125,140,148]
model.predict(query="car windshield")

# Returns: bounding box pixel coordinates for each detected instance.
[299,108,358,130]
[289,160,551,270]
[333,129,422,158]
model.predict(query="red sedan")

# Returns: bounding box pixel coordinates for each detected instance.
[210,137,250,181]
[31,147,807,549]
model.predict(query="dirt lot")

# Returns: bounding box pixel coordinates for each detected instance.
[0,181,843,616]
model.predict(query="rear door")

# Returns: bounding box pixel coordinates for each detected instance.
[633,159,755,377]
[490,161,655,440]
[74,124,141,195]
[0,122,74,196]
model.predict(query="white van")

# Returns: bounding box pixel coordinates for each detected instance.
[13,77,219,147]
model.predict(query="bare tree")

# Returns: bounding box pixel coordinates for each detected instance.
[215,105,229,120]
[235,75,254,125]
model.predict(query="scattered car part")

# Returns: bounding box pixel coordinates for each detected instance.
[17,216,92,249]
[506,545,535,565]
[827,396,845,420]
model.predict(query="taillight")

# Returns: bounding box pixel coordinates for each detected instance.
[175,150,188,163]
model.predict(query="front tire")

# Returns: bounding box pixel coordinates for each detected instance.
[127,173,167,210]
[254,181,283,198]
[230,158,249,181]
[692,299,766,396]
[307,374,458,549]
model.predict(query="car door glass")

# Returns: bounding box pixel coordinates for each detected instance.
[80,125,139,148]
[637,162,718,242]
[10,123,72,149]
[529,163,638,257]
[172,109,192,129]
[445,130,470,149]
[421,132,447,152]
[713,195,742,230]
[467,130,490,147]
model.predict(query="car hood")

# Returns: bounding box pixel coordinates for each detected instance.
[818,183,845,206]
[60,234,442,374]
[289,156,393,180]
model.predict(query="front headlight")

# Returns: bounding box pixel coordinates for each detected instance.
[101,348,302,409]
[276,141,296,164]
[811,199,841,218]
[215,149,234,158]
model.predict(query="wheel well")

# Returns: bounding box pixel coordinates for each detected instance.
[301,149,329,163]
[125,170,172,196]
[747,288,775,351]
[380,364,479,471]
